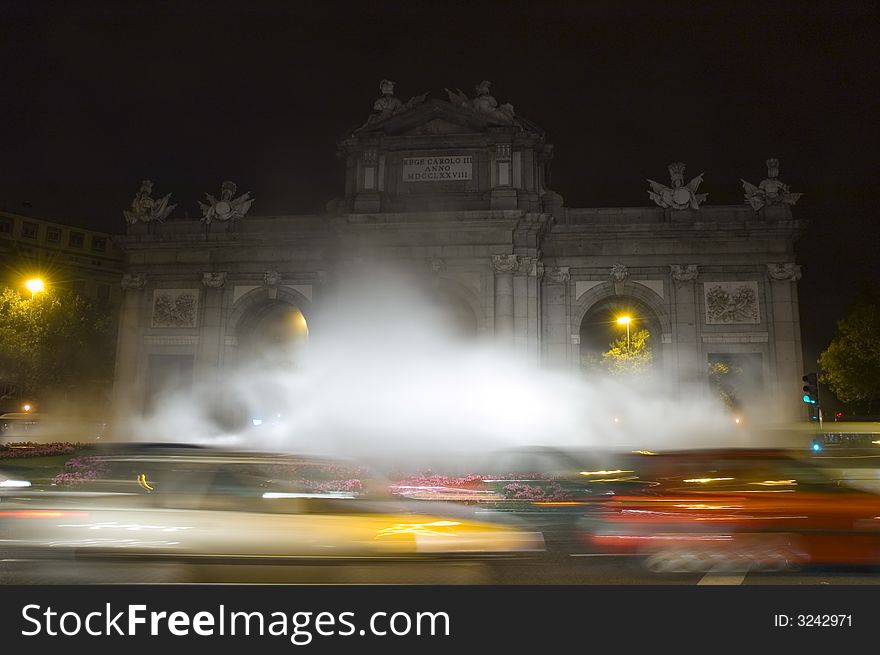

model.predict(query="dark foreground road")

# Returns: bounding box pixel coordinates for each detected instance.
[490,553,880,585]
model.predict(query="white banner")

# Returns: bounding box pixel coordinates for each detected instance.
[402,155,472,182]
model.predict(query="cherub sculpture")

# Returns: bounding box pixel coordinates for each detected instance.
[742,158,802,210]
[198,181,254,225]
[647,162,708,210]
[123,180,176,224]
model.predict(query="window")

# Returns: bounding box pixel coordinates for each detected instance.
[22,222,38,239]
[69,232,84,248]
[0,218,11,235]
[91,236,107,252]
[46,227,61,243]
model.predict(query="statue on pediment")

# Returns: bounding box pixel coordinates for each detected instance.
[445,80,517,125]
[742,158,802,211]
[198,181,254,225]
[647,162,707,210]
[123,180,176,224]
[364,80,428,126]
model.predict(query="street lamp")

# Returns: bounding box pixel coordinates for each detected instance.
[616,315,632,351]
[25,278,45,299]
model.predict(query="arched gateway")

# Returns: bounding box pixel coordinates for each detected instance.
[114,80,807,423]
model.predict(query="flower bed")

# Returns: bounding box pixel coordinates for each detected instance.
[52,455,109,486]
[0,442,83,459]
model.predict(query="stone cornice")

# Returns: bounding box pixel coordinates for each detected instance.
[546,219,806,241]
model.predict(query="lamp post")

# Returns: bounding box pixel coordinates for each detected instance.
[617,315,632,352]
[25,278,45,300]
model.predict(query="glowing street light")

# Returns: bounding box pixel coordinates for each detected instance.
[616,315,632,351]
[25,278,45,299]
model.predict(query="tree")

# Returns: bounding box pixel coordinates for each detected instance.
[818,292,880,414]
[707,360,742,411]
[0,286,116,411]
[601,328,653,376]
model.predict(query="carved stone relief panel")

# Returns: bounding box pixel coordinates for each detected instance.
[151,289,200,328]
[703,281,760,325]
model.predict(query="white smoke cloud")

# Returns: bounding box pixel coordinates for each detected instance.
[122,264,788,463]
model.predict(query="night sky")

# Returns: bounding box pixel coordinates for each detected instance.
[1,0,878,371]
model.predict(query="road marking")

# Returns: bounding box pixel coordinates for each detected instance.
[697,566,747,585]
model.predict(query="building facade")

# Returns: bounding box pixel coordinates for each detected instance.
[113,82,806,423]
[0,210,125,304]
[0,210,125,408]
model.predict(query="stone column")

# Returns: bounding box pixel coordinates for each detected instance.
[527,260,543,364]
[542,266,570,367]
[491,254,517,345]
[197,272,227,376]
[766,263,804,422]
[112,273,147,416]
[670,265,701,391]
[514,256,532,354]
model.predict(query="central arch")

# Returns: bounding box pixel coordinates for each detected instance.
[575,281,671,375]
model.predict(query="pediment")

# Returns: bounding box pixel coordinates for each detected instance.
[403,118,481,136]
[354,99,505,136]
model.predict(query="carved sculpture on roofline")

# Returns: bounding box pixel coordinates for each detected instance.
[198,181,254,225]
[647,162,707,210]
[123,180,176,224]
[742,158,803,211]
[363,79,428,126]
[445,80,519,126]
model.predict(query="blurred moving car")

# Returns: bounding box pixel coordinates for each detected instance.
[387,447,652,552]
[580,448,880,572]
[0,443,543,583]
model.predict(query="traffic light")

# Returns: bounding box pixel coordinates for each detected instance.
[802,373,818,405]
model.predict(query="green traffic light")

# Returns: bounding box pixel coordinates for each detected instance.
[803,394,811,403]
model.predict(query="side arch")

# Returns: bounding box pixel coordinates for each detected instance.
[226,286,314,339]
